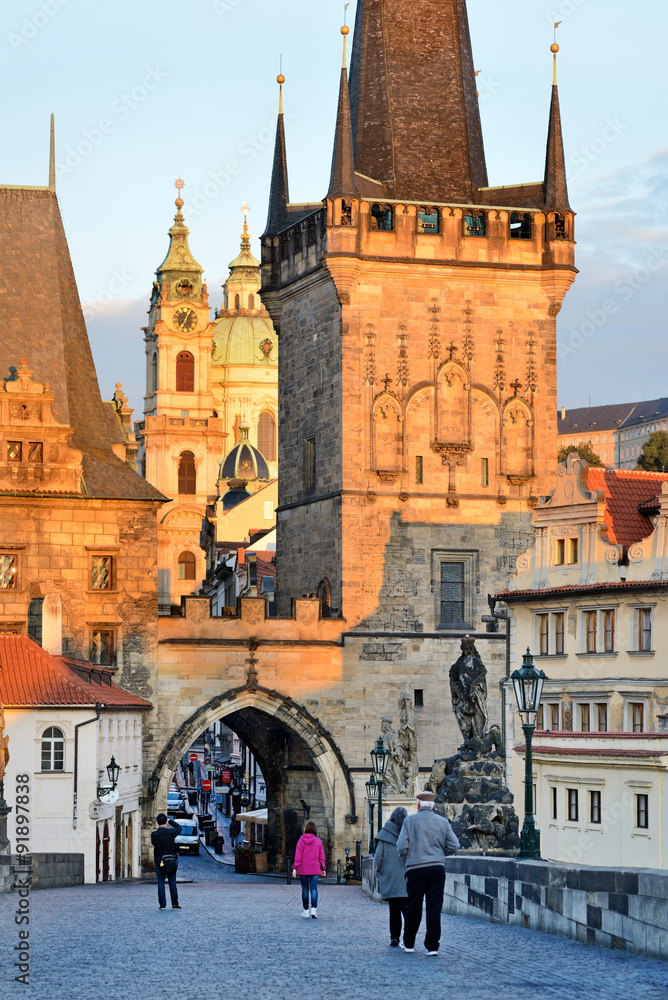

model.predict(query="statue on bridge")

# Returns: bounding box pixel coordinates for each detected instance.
[379,689,419,796]
[449,635,488,743]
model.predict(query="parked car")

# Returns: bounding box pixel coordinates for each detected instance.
[174,820,200,855]
[167,792,185,815]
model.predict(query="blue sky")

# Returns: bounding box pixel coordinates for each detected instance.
[3,0,666,412]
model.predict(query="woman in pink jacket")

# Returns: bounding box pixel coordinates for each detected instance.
[292,821,326,918]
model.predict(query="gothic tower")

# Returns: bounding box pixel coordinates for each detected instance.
[137,185,226,611]
[261,4,576,629]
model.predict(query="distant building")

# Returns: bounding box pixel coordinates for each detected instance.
[497,454,668,868]
[558,398,668,469]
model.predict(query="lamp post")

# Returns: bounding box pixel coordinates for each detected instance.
[370,737,390,843]
[365,774,378,852]
[511,648,547,860]
[147,771,160,800]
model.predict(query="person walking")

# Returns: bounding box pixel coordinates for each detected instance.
[396,791,459,956]
[229,814,241,849]
[292,820,326,919]
[151,813,182,910]
[374,807,408,947]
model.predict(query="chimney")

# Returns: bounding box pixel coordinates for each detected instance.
[561,406,566,421]
[42,593,63,655]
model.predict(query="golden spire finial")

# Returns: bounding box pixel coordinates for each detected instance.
[341,3,350,68]
[174,177,185,210]
[277,54,285,115]
[240,201,251,242]
[552,22,562,85]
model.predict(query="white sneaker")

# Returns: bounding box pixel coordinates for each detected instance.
[426,951,439,957]
[399,942,414,953]
[311,908,318,919]
[301,908,311,918]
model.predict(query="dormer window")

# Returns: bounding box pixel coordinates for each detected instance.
[370,204,393,232]
[464,210,486,237]
[417,207,439,234]
[510,212,533,240]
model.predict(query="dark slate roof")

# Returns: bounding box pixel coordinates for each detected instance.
[0,186,165,502]
[557,402,639,435]
[543,84,572,212]
[327,66,358,200]
[624,397,668,429]
[221,442,269,482]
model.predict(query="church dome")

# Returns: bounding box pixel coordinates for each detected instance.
[219,421,269,482]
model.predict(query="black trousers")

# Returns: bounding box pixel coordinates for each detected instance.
[387,897,406,941]
[403,866,446,952]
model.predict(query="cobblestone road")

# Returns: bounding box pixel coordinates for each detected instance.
[2,852,668,1000]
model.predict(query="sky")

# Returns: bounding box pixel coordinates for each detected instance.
[2,0,667,413]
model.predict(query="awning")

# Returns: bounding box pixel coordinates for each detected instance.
[236,808,268,826]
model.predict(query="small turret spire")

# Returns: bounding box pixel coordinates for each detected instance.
[263,72,290,237]
[543,33,572,213]
[49,114,55,192]
[326,24,358,201]
[155,179,204,285]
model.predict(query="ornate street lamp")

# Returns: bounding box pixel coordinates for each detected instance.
[97,756,121,805]
[370,737,389,843]
[147,771,160,800]
[511,648,547,860]
[365,774,378,852]
[240,784,250,808]
[106,756,121,788]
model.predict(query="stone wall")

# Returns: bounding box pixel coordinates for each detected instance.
[448,857,667,961]
[1,854,84,891]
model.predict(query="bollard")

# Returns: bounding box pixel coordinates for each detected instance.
[286,857,291,884]
[355,840,362,879]
[337,859,342,885]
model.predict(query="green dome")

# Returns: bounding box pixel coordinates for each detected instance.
[212,314,276,366]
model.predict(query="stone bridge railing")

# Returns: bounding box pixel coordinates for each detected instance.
[363,854,668,961]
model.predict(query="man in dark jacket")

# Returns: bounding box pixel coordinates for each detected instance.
[396,791,459,955]
[151,814,182,910]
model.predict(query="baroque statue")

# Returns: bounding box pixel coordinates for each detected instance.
[449,635,488,743]
[378,689,419,796]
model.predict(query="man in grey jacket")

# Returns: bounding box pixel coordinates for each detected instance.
[396,790,460,955]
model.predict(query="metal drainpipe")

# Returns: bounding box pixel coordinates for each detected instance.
[73,702,101,829]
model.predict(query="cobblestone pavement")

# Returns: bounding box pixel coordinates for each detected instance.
[2,852,668,1000]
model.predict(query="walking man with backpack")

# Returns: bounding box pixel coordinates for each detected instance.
[395,791,460,956]
[151,814,182,910]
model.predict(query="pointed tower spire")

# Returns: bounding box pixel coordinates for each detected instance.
[327,24,358,201]
[348,0,487,203]
[263,73,290,237]
[49,114,56,192]
[543,41,572,213]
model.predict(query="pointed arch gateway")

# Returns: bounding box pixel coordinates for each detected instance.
[147,686,355,870]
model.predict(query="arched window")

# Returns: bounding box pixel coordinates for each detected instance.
[370,203,393,231]
[175,351,194,392]
[41,726,65,771]
[248,294,255,310]
[235,294,240,310]
[510,212,533,240]
[150,352,158,393]
[178,551,197,581]
[418,207,439,234]
[258,412,276,462]
[318,578,331,619]
[464,210,487,237]
[178,451,197,495]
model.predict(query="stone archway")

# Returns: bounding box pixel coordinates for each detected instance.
[144,686,356,872]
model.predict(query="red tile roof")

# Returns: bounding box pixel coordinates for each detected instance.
[587,468,666,547]
[0,635,151,708]
[498,579,668,601]
[514,745,663,759]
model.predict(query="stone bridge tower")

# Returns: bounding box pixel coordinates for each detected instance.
[261,1,576,629]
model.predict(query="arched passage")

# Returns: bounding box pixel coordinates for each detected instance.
[146,687,355,872]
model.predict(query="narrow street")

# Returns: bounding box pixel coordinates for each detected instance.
[2,849,668,1000]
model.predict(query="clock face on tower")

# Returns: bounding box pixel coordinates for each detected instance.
[173,307,197,332]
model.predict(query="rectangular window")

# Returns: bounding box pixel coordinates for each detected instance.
[414,689,424,708]
[567,788,579,822]
[91,630,114,666]
[28,442,43,462]
[589,790,602,825]
[580,703,590,733]
[636,794,649,830]
[303,437,316,492]
[555,613,565,655]
[539,614,549,655]
[440,562,465,625]
[7,441,22,462]
[481,458,489,487]
[549,703,560,731]
[551,786,558,820]
[637,609,652,651]
[91,555,112,591]
[0,555,17,590]
[585,611,597,653]
[537,705,544,729]
[264,501,274,520]
[596,703,608,733]
[415,456,424,485]
[555,538,565,565]
[568,538,579,564]
[603,610,615,652]
[631,702,645,733]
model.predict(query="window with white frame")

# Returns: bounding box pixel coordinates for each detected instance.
[626,700,646,733]
[633,607,653,652]
[567,788,579,822]
[580,607,616,654]
[535,611,565,655]
[555,536,579,566]
[41,726,65,771]
[539,701,560,731]
[589,790,602,825]
[574,700,609,733]
[635,793,649,830]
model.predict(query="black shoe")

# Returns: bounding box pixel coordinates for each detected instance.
[390,939,399,947]
[159,906,166,910]
[172,904,181,909]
